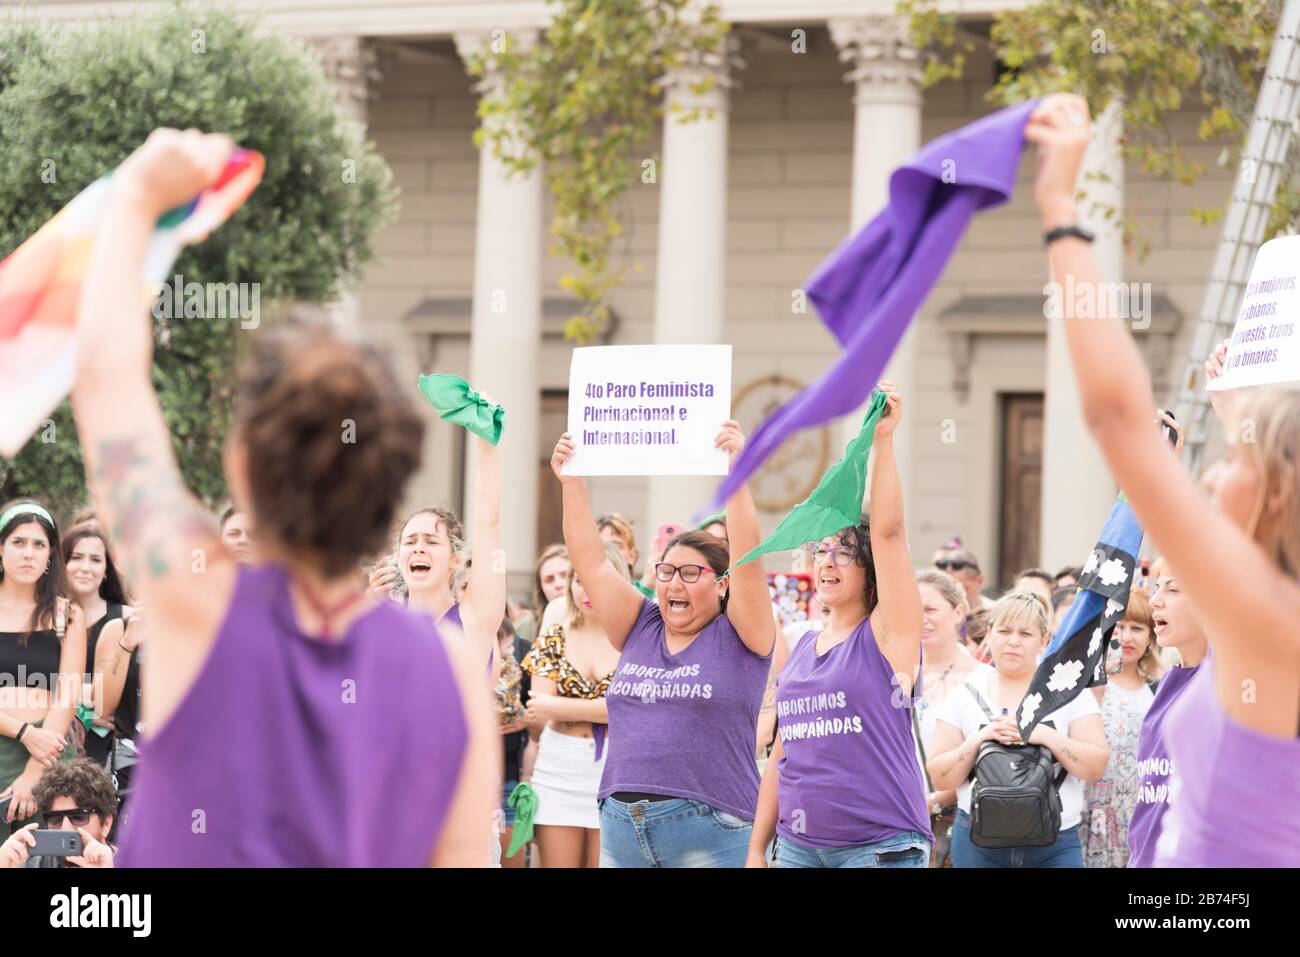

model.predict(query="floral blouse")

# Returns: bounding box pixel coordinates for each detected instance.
[1080,688,1147,868]
[521,624,613,699]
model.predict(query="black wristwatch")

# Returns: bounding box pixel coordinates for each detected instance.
[1044,224,1095,247]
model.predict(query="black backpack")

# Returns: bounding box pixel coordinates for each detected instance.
[963,683,1067,849]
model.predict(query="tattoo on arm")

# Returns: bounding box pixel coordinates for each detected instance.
[92,435,215,584]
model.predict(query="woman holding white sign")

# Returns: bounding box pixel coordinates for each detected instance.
[1030,93,1300,866]
[550,422,775,868]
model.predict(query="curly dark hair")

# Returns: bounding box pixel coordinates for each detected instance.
[34,759,118,822]
[232,321,425,577]
[831,517,878,614]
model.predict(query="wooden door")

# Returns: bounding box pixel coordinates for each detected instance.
[998,394,1043,590]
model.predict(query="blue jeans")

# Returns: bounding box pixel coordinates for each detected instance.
[950,810,1083,868]
[501,778,519,826]
[772,830,931,868]
[599,796,752,868]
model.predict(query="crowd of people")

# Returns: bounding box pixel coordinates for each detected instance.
[0,95,1296,868]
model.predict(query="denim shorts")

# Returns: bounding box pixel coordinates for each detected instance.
[772,830,931,869]
[501,778,519,826]
[598,796,752,868]
[950,810,1083,868]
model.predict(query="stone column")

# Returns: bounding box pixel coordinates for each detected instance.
[455,29,543,582]
[646,37,737,527]
[828,16,923,509]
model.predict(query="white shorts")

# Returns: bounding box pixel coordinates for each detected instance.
[530,726,606,829]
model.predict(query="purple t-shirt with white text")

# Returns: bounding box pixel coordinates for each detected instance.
[1153,660,1300,867]
[599,599,771,821]
[1126,662,1200,867]
[775,619,931,848]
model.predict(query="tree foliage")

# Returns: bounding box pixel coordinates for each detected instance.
[468,0,728,342]
[899,0,1287,254]
[0,2,397,517]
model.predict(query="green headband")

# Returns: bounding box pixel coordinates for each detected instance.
[0,503,56,532]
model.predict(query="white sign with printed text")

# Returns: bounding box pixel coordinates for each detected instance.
[1209,235,1300,391]
[564,344,732,476]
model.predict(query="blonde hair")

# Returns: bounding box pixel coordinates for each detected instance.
[915,569,969,616]
[1121,587,1161,683]
[989,590,1050,642]
[596,512,637,551]
[567,540,630,629]
[1235,388,1300,577]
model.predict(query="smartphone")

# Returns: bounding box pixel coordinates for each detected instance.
[0,795,10,819]
[1157,408,1179,448]
[31,830,83,857]
[654,523,684,557]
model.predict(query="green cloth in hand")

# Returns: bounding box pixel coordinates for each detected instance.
[729,390,889,571]
[416,373,506,446]
[77,704,111,738]
[506,782,538,858]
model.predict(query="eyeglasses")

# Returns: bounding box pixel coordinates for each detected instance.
[804,543,855,566]
[654,562,714,584]
[935,560,974,573]
[42,807,95,828]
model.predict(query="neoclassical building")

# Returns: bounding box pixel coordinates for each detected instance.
[35,0,1228,592]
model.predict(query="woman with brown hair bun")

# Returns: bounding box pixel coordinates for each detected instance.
[67,129,494,866]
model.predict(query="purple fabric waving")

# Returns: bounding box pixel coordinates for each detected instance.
[704,99,1039,514]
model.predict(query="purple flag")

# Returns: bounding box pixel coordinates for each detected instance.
[705,99,1039,514]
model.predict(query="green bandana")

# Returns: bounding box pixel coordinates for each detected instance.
[416,374,506,446]
[506,781,538,858]
[729,390,888,571]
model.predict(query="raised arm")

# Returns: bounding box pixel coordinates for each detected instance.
[1026,95,1300,734]
[68,131,239,732]
[866,385,923,689]
[550,434,644,650]
[430,630,498,867]
[463,437,507,660]
[720,421,775,657]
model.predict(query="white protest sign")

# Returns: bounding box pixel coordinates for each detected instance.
[1209,235,1300,391]
[564,344,732,476]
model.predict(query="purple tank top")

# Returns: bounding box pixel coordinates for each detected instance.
[1153,659,1300,867]
[775,619,931,848]
[1126,662,1200,868]
[116,564,468,867]
[439,601,462,631]
[599,598,771,820]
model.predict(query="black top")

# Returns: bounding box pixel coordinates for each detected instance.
[85,602,125,675]
[0,630,62,689]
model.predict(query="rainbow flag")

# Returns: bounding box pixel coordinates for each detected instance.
[0,148,265,457]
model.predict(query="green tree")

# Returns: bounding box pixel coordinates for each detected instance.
[0,2,396,518]
[469,0,728,342]
[900,0,1286,254]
